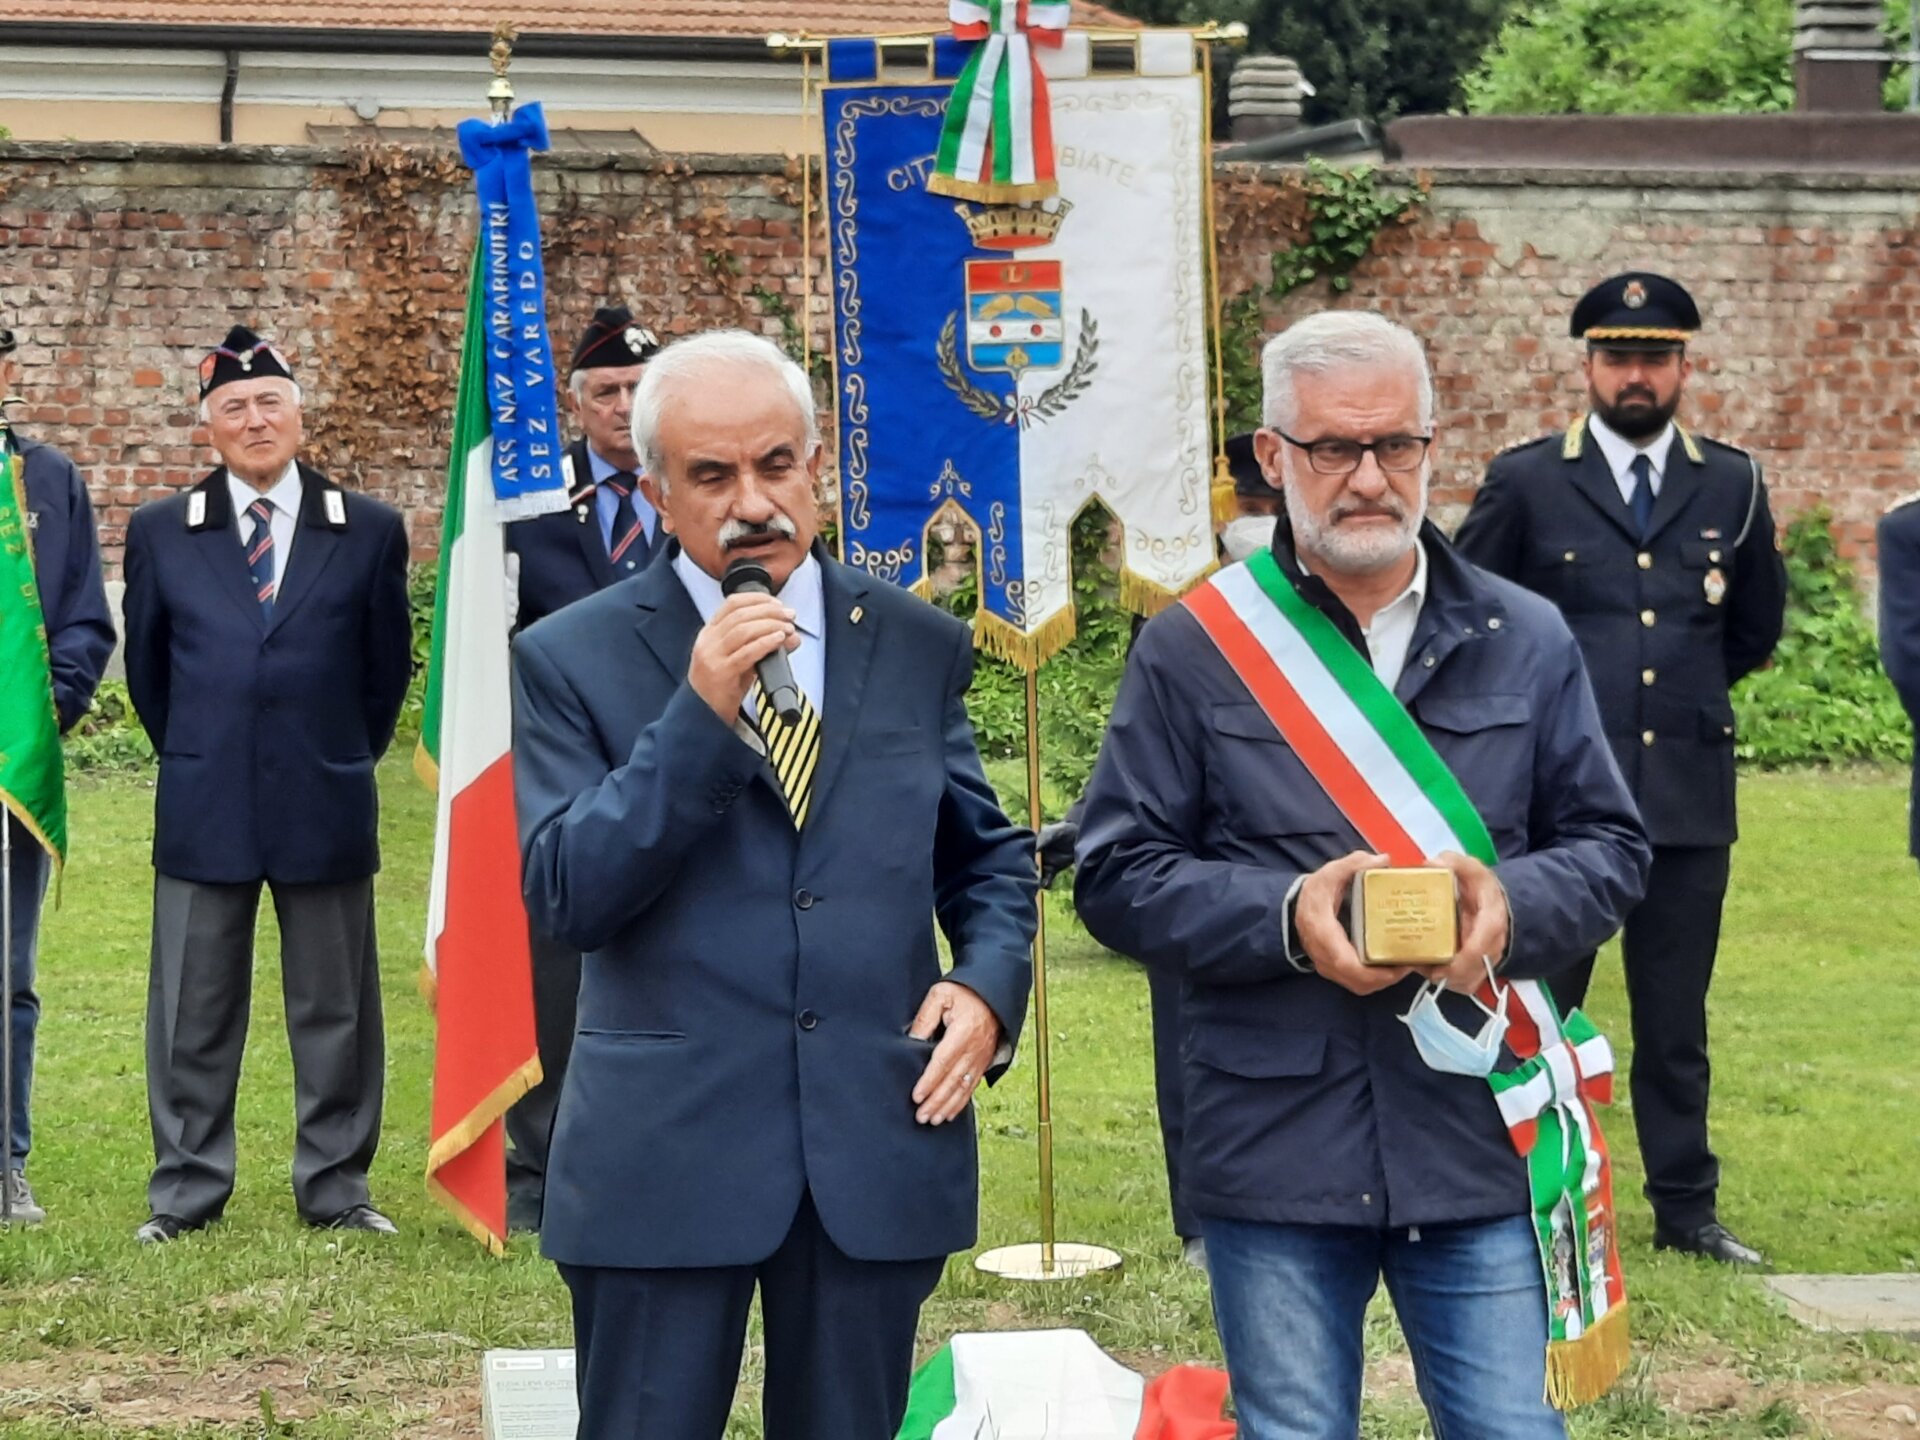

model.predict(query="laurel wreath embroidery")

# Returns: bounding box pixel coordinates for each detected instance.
[937,310,1099,429]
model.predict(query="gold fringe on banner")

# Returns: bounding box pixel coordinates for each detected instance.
[909,575,937,602]
[1119,562,1215,618]
[1545,1303,1631,1411]
[925,173,1058,205]
[974,606,1077,671]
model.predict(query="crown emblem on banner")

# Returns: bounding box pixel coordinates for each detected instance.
[955,201,1074,251]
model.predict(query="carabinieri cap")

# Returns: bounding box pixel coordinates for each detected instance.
[1570,272,1700,352]
[199,324,294,398]
[570,304,661,373]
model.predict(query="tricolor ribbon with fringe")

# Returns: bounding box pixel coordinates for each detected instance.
[929,0,1071,203]
[1181,549,1630,1409]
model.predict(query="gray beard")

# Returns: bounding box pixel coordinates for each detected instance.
[1284,470,1427,576]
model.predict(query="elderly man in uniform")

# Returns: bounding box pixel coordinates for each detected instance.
[1075,311,1648,1439]
[511,329,1036,1439]
[501,303,665,1234]
[1880,493,1920,871]
[1454,273,1787,1266]
[121,327,413,1243]
[0,325,115,1227]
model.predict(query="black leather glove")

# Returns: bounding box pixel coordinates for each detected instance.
[1035,820,1081,891]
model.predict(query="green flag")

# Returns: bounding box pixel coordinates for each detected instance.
[0,439,65,866]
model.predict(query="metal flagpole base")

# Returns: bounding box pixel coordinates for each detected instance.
[975,1242,1124,1282]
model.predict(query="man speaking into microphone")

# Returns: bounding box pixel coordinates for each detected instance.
[510,329,1037,1440]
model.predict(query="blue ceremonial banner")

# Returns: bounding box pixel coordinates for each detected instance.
[458,102,569,520]
[824,33,1214,667]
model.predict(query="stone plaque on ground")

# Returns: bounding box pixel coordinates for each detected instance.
[1764,1274,1920,1337]
[481,1348,578,1440]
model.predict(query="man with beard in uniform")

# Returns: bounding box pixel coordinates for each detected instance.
[1454,272,1786,1267]
[502,304,667,1233]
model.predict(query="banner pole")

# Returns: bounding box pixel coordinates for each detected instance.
[3,816,15,1227]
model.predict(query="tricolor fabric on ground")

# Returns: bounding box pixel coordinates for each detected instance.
[417,259,541,1253]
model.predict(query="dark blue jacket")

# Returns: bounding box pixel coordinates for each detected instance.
[1878,496,1920,859]
[1073,525,1650,1231]
[512,544,1036,1269]
[16,435,114,732]
[505,438,668,634]
[1454,419,1786,848]
[121,466,413,885]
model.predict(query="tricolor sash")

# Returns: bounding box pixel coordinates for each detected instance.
[1182,549,1630,1409]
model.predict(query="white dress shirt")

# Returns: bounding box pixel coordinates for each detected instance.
[672,547,826,716]
[229,461,302,593]
[1358,540,1429,693]
[1587,413,1676,508]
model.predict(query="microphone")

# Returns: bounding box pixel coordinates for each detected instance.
[721,557,804,725]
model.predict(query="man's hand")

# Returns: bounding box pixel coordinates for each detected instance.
[1429,851,1511,994]
[1294,851,1414,996]
[908,979,1003,1126]
[1035,820,1080,890]
[688,592,799,724]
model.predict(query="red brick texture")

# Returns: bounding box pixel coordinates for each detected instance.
[1,146,1913,576]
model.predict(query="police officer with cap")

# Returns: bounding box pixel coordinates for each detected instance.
[1456,272,1786,1266]
[1879,492,1920,872]
[0,325,115,1228]
[121,325,413,1243]
[501,304,667,1233]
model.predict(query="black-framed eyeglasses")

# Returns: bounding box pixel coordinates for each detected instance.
[1274,428,1432,476]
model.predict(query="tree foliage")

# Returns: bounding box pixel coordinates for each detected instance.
[1464,0,1912,115]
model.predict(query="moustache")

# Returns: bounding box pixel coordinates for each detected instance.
[1329,499,1406,525]
[719,515,799,549]
[1617,387,1659,405]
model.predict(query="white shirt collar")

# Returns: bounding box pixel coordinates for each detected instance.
[1587,412,1675,488]
[227,460,301,519]
[672,546,824,641]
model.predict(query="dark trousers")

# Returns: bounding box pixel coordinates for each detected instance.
[1146,963,1200,1240]
[504,927,580,1227]
[1547,844,1730,1232]
[559,1192,944,1440]
[145,873,384,1225]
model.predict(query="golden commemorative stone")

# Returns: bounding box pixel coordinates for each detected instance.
[1350,866,1459,966]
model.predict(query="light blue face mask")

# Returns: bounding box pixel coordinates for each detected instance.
[1399,961,1510,1078]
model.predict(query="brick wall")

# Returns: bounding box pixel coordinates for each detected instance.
[2,142,1916,577]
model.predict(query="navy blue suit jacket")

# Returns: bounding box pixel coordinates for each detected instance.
[1879,497,1920,858]
[505,438,668,634]
[16,435,114,732]
[122,466,413,885]
[511,544,1036,1269]
[1074,526,1649,1231]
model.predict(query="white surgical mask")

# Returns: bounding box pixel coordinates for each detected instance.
[1400,961,1510,1078]
[1221,514,1278,563]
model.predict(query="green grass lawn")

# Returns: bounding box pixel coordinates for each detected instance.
[1,763,1916,1436]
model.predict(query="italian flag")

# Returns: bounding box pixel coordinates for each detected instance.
[898,1331,1235,1438]
[416,257,541,1253]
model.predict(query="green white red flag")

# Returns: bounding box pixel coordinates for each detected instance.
[416,258,541,1253]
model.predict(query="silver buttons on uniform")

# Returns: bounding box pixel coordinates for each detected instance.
[1640,609,1656,627]
[1637,552,1652,570]
[1642,730,1656,747]
[1642,668,1656,686]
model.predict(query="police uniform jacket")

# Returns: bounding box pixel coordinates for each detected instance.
[121,465,413,885]
[1072,524,1650,1230]
[16,435,114,731]
[1454,417,1786,848]
[1877,495,1920,858]
[505,437,667,634]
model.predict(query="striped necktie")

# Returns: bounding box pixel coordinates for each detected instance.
[602,472,646,571]
[245,497,276,617]
[755,686,821,828]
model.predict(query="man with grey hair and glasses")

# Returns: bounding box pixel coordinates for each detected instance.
[1075,310,1649,1437]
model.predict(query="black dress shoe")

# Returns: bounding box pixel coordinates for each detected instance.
[315,1203,398,1235]
[1653,1220,1766,1267]
[135,1214,198,1245]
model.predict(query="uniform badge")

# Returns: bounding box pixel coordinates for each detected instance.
[188,490,207,528]
[24,508,39,532]
[1623,280,1648,309]
[1699,527,1721,540]
[850,605,865,626]
[1703,568,1727,605]
[625,325,658,359]
[576,502,591,524]
[324,490,347,526]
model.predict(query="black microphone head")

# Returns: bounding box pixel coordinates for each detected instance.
[721,557,774,597]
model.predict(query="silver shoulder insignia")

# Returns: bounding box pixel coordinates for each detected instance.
[324,490,347,526]
[187,490,207,528]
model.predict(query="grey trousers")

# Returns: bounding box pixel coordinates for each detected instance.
[145,873,384,1225]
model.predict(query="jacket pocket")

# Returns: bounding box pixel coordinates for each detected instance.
[1698,701,1736,744]
[1189,1025,1327,1080]
[1210,702,1286,744]
[575,1028,688,1043]
[1413,692,1530,734]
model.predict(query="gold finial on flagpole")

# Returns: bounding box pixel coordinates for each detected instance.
[489,22,518,120]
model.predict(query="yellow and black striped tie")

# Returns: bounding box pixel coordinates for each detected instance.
[755,688,821,828]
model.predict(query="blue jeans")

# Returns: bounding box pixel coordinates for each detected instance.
[1202,1213,1566,1440]
[4,822,50,1171]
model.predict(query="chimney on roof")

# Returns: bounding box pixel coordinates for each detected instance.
[1227,55,1308,142]
[1794,0,1892,111]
